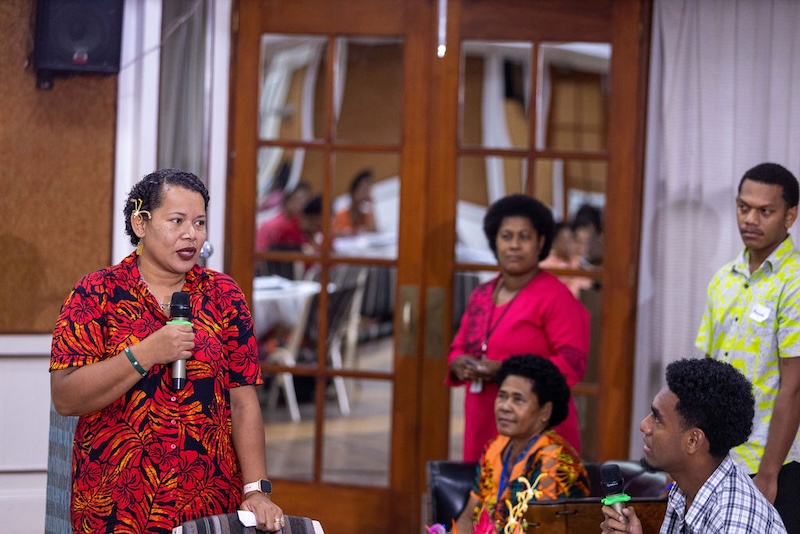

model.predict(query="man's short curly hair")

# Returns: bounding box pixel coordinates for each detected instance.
[666,358,754,458]
[495,354,570,429]
[739,162,799,208]
[124,169,209,246]
[482,194,554,261]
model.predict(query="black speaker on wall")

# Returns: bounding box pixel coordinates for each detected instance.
[34,0,124,88]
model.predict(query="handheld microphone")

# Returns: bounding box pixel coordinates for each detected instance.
[168,291,191,390]
[601,463,631,523]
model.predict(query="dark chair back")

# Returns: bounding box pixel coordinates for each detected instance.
[424,458,667,527]
[304,264,365,346]
[584,461,603,497]
[613,460,668,498]
[256,243,304,279]
[426,460,478,526]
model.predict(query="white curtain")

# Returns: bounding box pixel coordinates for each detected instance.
[158,0,207,177]
[256,40,324,199]
[632,0,800,455]
[482,52,514,203]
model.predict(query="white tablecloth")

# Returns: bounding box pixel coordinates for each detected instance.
[332,232,397,259]
[252,276,321,337]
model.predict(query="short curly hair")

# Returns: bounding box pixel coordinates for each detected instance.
[666,358,754,458]
[124,169,209,246]
[739,162,799,208]
[495,354,570,429]
[482,194,554,261]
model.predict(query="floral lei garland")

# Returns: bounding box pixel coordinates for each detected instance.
[426,473,543,534]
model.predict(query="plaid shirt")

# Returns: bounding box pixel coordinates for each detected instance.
[660,456,786,533]
[695,236,800,473]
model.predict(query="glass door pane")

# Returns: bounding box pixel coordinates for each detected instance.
[258,35,328,143]
[254,30,404,495]
[451,38,611,463]
[333,37,404,145]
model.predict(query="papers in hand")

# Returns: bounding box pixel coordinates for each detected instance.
[237,511,326,533]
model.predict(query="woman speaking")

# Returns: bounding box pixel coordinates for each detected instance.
[447,194,590,462]
[50,170,284,533]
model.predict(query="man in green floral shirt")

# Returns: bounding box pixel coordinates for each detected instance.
[696,162,800,533]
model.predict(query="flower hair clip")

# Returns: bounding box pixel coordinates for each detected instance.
[130,198,151,220]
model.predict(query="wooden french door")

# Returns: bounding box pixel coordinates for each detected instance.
[226,1,650,532]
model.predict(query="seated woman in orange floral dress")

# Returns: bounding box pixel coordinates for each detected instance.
[332,169,377,236]
[455,355,590,534]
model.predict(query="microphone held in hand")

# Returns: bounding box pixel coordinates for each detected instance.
[601,463,632,523]
[168,291,191,390]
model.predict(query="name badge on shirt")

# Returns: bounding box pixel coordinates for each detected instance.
[749,303,771,323]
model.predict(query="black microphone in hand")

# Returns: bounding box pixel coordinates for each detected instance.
[601,463,631,523]
[168,291,191,390]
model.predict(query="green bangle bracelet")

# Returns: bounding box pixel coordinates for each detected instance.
[124,346,147,377]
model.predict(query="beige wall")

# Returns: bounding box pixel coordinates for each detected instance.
[0,0,117,334]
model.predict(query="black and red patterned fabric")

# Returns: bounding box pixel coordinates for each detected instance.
[51,252,262,533]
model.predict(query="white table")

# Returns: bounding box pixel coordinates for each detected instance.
[252,276,322,423]
[251,276,321,338]
[332,232,397,259]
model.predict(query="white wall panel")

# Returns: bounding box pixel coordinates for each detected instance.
[0,356,50,472]
[0,473,46,532]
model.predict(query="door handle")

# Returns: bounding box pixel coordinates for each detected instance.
[398,284,418,357]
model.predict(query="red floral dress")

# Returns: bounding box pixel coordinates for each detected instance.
[50,253,262,533]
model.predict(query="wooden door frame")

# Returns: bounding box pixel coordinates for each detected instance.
[595,0,652,459]
[226,0,652,531]
[418,0,653,477]
[226,1,434,532]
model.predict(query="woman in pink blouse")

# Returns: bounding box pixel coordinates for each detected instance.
[447,194,590,462]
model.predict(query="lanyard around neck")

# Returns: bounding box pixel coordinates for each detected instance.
[497,433,540,501]
[481,281,523,355]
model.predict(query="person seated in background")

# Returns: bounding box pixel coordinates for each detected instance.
[456,355,590,534]
[540,222,579,269]
[332,168,377,236]
[256,195,324,358]
[298,194,323,254]
[258,161,292,212]
[539,221,593,298]
[256,182,311,252]
[601,358,786,534]
[572,203,603,268]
